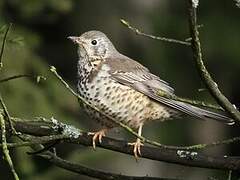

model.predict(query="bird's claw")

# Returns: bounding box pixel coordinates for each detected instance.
[88,129,107,149]
[128,138,143,160]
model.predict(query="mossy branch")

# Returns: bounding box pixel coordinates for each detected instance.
[0,113,19,180]
[1,115,240,171]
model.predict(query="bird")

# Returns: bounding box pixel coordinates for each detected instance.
[68,30,234,158]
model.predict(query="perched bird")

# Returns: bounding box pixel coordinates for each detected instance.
[68,31,234,158]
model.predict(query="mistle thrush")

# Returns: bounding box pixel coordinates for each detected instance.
[68,31,234,158]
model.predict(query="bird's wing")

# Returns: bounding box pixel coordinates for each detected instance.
[105,56,234,123]
[105,56,200,117]
[105,55,175,94]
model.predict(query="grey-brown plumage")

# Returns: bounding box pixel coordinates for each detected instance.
[68,30,234,157]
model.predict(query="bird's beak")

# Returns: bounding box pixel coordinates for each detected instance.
[68,36,81,44]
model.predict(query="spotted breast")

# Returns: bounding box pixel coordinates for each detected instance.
[77,58,176,130]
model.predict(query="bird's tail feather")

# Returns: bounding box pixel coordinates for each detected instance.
[139,88,235,125]
[175,101,235,125]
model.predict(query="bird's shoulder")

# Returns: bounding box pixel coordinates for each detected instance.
[104,54,148,73]
[103,54,175,94]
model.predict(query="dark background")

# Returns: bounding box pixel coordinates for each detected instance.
[0,0,240,179]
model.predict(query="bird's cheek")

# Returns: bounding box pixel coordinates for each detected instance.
[96,47,106,57]
[78,46,88,58]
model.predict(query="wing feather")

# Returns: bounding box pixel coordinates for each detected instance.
[104,55,234,124]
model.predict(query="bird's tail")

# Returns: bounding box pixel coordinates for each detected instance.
[175,101,235,125]
[142,89,235,125]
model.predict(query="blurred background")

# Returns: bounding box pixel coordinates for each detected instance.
[0,0,240,179]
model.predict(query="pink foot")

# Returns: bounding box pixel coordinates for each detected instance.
[88,129,107,149]
[128,138,144,159]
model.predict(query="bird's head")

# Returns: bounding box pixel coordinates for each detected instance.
[68,31,117,60]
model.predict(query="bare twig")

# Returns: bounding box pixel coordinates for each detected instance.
[227,170,232,180]
[0,94,17,134]
[187,0,240,122]
[0,114,19,180]
[120,19,191,46]
[0,74,46,83]
[39,151,175,180]
[0,134,68,148]
[0,23,12,69]
[183,136,240,149]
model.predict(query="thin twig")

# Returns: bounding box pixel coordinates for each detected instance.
[39,151,178,180]
[187,0,240,122]
[0,74,46,83]
[0,114,19,180]
[0,94,17,134]
[0,134,68,148]
[0,23,12,69]
[227,170,232,180]
[120,19,191,46]
[182,136,240,150]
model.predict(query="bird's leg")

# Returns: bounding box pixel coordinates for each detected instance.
[88,128,108,149]
[128,123,144,159]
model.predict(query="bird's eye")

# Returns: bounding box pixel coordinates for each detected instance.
[91,40,97,45]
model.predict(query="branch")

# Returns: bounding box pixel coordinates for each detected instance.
[0,23,12,69]
[0,94,17,134]
[39,151,175,180]
[0,74,46,84]
[0,23,19,180]
[120,19,191,46]
[0,114,19,180]
[19,134,174,180]
[187,0,240,122]
[2,116,240,171]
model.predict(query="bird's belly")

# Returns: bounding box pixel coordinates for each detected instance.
[78,76,176,129]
